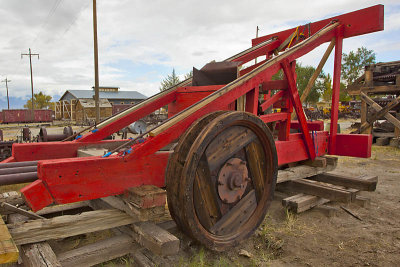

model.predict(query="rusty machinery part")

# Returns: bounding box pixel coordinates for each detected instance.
[38,126,74,142]
[217,158,249,203]
[166,111,278,251]
[22,127,31,142]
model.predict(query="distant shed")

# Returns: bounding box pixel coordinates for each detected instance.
[56,87,147,121]
[75,99,112,124]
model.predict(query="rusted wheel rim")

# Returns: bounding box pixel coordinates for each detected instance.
[166,111,277,251]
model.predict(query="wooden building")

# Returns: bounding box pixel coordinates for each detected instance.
[55,87,147,121]
[75,99,112,124]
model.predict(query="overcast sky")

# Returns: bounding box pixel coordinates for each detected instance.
[0,0,399,108]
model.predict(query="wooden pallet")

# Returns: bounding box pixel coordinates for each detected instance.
[278,173,377,214]
[0,186,180,266]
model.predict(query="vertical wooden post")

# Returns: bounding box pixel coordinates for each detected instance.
[93,0,100,123]
[360,97,372,134]
[328,27,343,155]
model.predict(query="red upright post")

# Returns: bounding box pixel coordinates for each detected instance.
[329,27,344,154]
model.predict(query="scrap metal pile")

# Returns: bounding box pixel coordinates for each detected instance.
[0,5,384,252]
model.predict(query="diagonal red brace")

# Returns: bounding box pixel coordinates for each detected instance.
[281,60,316,160]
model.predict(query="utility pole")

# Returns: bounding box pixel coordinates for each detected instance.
[255,26,260,64]
[21,48,39,118]
[1,77,11,110]
[93,0,100,123]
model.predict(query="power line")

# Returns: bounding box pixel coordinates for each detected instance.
[21,49,39,115]
[1,77,11,110]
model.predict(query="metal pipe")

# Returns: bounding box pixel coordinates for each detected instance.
[0,161,38,169]
[0,166,37,175]
[0,172,38,186]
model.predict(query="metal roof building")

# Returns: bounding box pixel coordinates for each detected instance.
[59,87,147,105]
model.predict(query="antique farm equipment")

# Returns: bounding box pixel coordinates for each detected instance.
[0,5,384,251]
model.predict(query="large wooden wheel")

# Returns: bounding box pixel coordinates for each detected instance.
[166,111,278,251]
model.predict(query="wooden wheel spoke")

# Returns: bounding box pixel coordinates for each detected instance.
[210,190,257,236]
[193,155,222,230]
[205,126,257,171]
[245,141,267,202]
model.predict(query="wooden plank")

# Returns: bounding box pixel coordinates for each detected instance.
[131,222,180,256]
[132,248,163,267]
[210,190,257,235]
[8,209,137,245]
[311,173,377,191]
[282,193,329,213]
[20,242,61,267]
[245,141,266,201]
[205,125,256,171]
[0,216,19,264]
[278,179,355,202]
[301,157,327,168]
[1,202,44,220]
[296,38,335,115]
[124,185,166,209]
[193,156,221,229]
[36,201,89,216]
[57,234,137,267]
[360,92,400,132]
[0,191,25,216]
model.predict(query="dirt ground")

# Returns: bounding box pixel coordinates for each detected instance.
[157,145,400,267]
[1,122,399,266]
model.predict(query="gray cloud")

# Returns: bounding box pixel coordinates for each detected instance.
[0,0,397,104]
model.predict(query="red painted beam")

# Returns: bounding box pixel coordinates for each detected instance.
[260,90,285,111]
[11,140,130,162]
[281,60,316,160]
[290,120,324,131]
[252,5,384,47]
[329,27,344,154]
[233,39,280,65]
[334,134,372,158]
[276,131,329,165]
[260,112,289,123]
[21,151,170,211]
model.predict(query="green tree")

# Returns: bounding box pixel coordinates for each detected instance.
[341,47,376,86]
[159,69,180,92]
[295,63,325,105]
[184,70,193,80]
[322,73,332,102]
[24,91,52,109]
[271,63,324,105]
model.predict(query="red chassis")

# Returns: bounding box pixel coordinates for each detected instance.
[4,5,382,211]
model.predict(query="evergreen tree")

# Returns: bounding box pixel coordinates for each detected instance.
[160,69,180,92]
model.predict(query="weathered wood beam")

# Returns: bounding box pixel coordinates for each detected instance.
[293,38,335,119]
[8,209,137,245]
[357,92,400,133]
[57,234,137,267]
[0,216,19,264]
[278,178,355,202]
[20,242,61,267]
[282,193,329,213]
[310,173,377,191]
[131,222,180,256]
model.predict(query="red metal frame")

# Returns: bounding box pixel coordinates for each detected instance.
[1,5,384,211]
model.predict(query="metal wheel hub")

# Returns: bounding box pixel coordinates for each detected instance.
[218,158,249,203]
